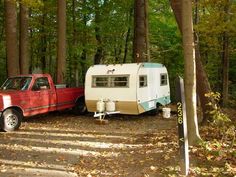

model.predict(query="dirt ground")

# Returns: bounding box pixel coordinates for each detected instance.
[0,109,235,177]
[0,111,180,177]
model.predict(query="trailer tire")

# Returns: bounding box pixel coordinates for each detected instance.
[148,104,161,116]
[1,109,22,132]
[73,98,87,115]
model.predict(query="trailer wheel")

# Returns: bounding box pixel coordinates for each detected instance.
[148,104,161,116]
[1,109,22,132]
[73,98,87,115]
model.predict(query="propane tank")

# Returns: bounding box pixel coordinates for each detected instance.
[106,100,116,112]
[96,99,105,112]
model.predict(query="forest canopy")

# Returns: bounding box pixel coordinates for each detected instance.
[0,0,235,105]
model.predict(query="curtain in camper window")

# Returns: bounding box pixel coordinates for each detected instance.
[110,76,129,87]
[92,75,129,88]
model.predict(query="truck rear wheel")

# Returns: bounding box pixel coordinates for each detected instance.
[73,98,87,115]
[1,109,22,132]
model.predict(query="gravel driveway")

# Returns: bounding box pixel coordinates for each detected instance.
[0,112,178,177]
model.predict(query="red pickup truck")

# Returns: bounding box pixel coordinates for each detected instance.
[0,74,86,131]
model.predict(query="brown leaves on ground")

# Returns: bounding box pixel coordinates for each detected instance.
[3,108,235,177]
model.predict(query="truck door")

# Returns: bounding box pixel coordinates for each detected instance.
[30,77,57,115]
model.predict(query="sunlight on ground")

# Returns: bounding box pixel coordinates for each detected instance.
[10,129,131,139]
[0,143,118,157]
[6,137,146,149]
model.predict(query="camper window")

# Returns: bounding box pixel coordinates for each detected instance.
[92,75,129,88]
[110,76,129,87]
[92,76,109,87]
[139,75,147,87]
[160,74,168,86]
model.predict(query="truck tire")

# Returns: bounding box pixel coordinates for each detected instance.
[73,99,87,115]
[1,109,22,132]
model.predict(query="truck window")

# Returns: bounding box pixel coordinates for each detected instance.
[92,75,129,88]
[32,77,50,91]
[160,73,168,86]
[1,77,32,91]
[139,75,147,87]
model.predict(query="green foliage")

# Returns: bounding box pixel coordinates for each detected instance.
[149,0,183,101]
[20,0,43,9]
[205,92,231,125]
[0,0,184,88]
[195,0,236,101]
[0,0,235,104]
[204,92,235,160]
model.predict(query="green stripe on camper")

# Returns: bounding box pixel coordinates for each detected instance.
[139,96,171,111]
[142,63,163,68]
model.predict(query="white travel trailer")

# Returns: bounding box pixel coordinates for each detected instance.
[85,63,171,115]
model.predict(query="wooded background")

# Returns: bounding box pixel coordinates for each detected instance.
[0,0,235,107]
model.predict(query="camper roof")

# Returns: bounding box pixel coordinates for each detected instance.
[86,63,165,76]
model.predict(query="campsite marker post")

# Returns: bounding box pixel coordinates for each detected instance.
[176,77,189,176]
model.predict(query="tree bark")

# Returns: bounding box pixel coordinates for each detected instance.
[171,0,201,145]
[193,0,214,123]
[144,0,150,62]
[40,3,46,73]
[123,27,130,63]
[133,0,149,62]
[4,0,19,77]
[80,0,88,83]
[19,3,29,74]
[72,0,77,86]
[171,0,214,124]
[0,1,4,40]
[222,32,229,106]
[57,0,66,84]
[94,0,103,64]
[123,7,133,63]
[222,0,230,106]
[195,42,214,123]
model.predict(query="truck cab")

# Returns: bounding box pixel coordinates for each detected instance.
[0,74,85,132]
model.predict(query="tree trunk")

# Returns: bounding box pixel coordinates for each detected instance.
[144,0,150,62]
[57,0,66,84]
[123,27,130,63]
[40,4,46,73]
[80,0,88,83]
[4,0,19,77]
[222,33,229,107]
[193,0,215,123]
[28,9,33,73]
[133,0,149,62]
[175,0,201,145]
[72,0,77,86]
[222,1,230,106]
[195,43,214,123]
[94,0,103,64]
[123,7,133,63]
[171,0,214,124]
[0,1,4,40]
[19,3,29,74]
